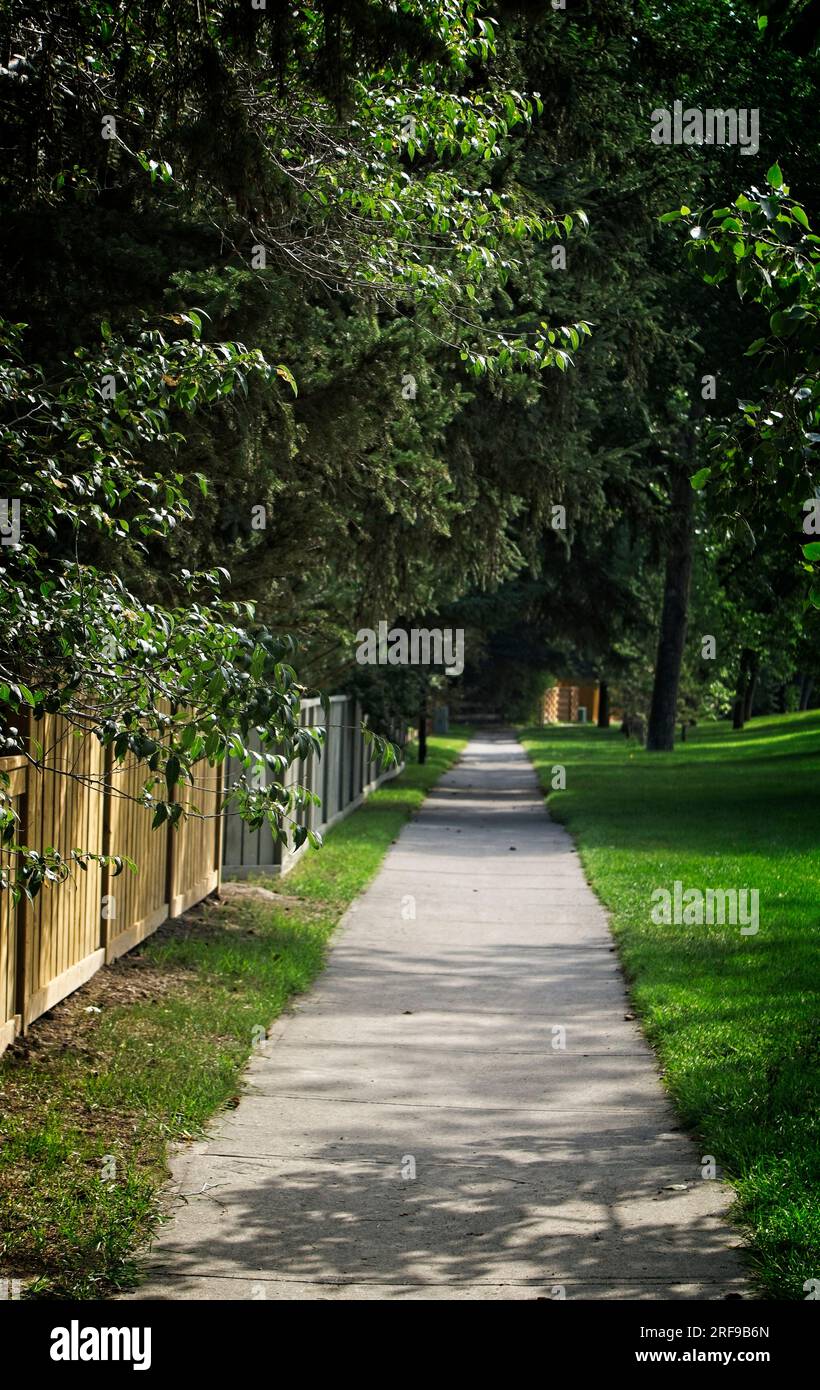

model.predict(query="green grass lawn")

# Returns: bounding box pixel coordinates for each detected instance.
[522,711,820,1301]
[0,728,469,1299]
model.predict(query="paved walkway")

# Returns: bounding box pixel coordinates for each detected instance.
[130,732,747,1300]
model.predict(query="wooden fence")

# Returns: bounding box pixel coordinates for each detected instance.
[1,698,405,1054]
[542,681,600,725]
[0,713,221,1054]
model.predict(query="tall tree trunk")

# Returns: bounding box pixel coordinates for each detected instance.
[744,652,759,723]
[799,673,814,710]
[597,680,610,728]
[733,648,752,730]
[646,460,695,752]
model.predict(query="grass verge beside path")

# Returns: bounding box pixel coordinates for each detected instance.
[522,712,820,1301]
[0,728,470,1299]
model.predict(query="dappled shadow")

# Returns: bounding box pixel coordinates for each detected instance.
[131,1115,749,1297]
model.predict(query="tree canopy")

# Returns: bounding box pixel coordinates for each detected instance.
[2,0,819,890]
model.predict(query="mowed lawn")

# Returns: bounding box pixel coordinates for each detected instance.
[522,711,820,1300]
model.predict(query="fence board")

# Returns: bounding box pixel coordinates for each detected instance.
[0,715,224,1053]
[0,834,19,1049]
[23,717,105,1028]
[105,753,169,963]
[170,759,221,916]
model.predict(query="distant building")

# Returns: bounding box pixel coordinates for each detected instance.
[542,680,600,725]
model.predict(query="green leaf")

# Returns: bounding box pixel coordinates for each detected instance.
[691,467,711,490]
[767,162,783,189]
[275,364,298,395]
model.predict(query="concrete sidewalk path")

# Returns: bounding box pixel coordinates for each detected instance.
[129,732,748,1300]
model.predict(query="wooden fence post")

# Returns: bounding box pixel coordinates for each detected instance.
[100,743,114,961]
[213,756,224,892]
[165,782,177,919]
[14,708,32,1033]
[14,787,30,1035]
